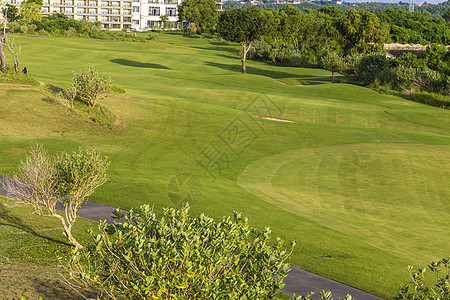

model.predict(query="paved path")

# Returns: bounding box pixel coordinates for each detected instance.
[0,174,383,300]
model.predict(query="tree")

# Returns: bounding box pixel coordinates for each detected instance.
[178,0,218,34]
[0,33,7,73]
[1,145,110,249]
[19,1,43,22]
[72,65,112,107]
[2,4,20,23]
[159,15,169,29]
[70,204,294,299]
[57,85,77,109]
[5,37,21,73]
[337,9,388,55]
[321,51,344,83]
[218,8,267,74]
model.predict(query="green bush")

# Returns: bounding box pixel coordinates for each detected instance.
[414,68,449,94]
[342,53,364,76]
[72,65,112,107]
[111,85,126,93]
[393,65,418,91]
[395,257,449,300]
[70,204,294,299]
[404,91,450,109]
[357,53,389,85]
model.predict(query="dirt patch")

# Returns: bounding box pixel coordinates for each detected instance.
[113,117,128,130]
[246,114,298,123]
[7,148,26,155]
[0,83,31,86]
[434,151,446,159]
[7,87,40,91]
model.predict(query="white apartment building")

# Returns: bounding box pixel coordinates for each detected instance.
[0,0,222,30]
[131,0,181,30]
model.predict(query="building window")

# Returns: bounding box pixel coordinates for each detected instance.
[147,20,158,27]
[148,6,160,16]
[165,7,176,16]
[132,20,139,25]
[132,5,139,12]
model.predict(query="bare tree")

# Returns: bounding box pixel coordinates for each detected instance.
[0,33,7,73]
[57,85,77,109]
[5,37,21,73]
[1,145,110,250]
[0,10,8,73]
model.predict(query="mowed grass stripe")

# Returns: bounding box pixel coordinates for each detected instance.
[0,34,448,299]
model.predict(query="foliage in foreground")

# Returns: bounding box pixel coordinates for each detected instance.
[292,290,352,300]
[70,204,294,299]
[1,144,109,249]
[396,257,450,300]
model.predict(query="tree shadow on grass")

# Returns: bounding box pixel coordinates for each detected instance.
[0,198,71,247]
[191,43,239,55]
[32,277,99,300]
[205,61,329,84]
[46,83,64,95]
[110,59,170,69]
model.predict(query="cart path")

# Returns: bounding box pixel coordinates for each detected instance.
[0,174,384,300]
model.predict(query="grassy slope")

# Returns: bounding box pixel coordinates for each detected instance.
[0,33,448,299]
[0,195,96,299]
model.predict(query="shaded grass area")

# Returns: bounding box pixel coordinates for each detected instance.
[0,195,97,299]
[0,33,448,299]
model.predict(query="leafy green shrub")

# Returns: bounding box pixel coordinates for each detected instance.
[292,290,352,300]
[111,85,126,93]
[321,51,344,83]
[147,32,158,41]
[342,53,364,76]
[57,85,77,109]
[72,65,112,107]
[357,53,389,85]
[395,257,449,300]
[290,53,308,67]
[403,91,450,109]
[70,204,294,299]
[394,65,418,91]
[414,68,448,94]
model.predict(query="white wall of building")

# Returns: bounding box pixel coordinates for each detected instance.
[131,0,180,31]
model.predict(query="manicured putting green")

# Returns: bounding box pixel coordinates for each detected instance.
[239,143,449,263]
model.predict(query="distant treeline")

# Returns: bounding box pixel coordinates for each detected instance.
[224,0,450,19]
[224,2,450,46]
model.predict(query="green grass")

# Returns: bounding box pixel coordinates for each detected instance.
[0,33,449,299]
[0,195,97,299]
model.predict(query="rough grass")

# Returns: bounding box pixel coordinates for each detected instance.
[0,195,97,299]
[0,33,449,299]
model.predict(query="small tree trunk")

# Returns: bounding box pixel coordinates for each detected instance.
[0,36,7,73]
[241,42,252,74]
[53,213,84,250]
[331,71,335,83]
[65,224,84,250]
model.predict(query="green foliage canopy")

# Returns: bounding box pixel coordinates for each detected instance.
[70,204,294,299]
[178,0,218,34]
